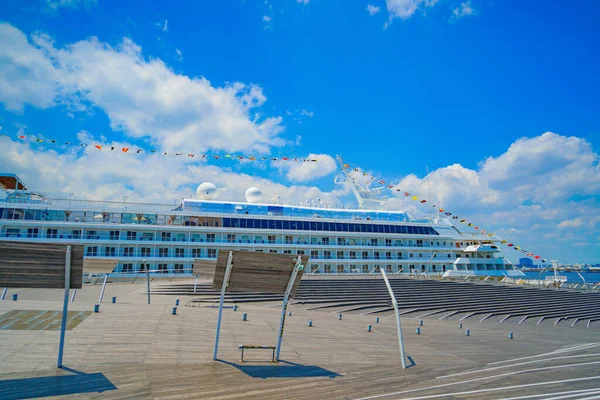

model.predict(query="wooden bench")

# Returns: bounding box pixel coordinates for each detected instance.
[238,345,276,362]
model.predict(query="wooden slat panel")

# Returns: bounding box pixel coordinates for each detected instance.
[0,241,84,289]
[83,258,118,274]
[192,259,217,279]
[212,250,308,296]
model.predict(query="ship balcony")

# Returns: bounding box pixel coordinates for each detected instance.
[0,234,461,249]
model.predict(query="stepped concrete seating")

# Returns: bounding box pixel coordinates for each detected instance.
[156,277,600,328]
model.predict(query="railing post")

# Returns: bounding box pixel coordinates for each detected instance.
[381,268,407,369]
[57,246,72,368]
[213,251,234,360]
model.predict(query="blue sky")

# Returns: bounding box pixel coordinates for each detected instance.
[0,0,599,263]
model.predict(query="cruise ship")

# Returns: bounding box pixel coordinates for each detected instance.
[0,171,523,278]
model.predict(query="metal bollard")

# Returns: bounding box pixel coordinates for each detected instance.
[308,320,313,327]
[465,329,470,336]
[242,313,247,321]
[233,305,238,311]
[175,298,180,306]
[368,324,372,332]
[459,323,462,329]
[509,332,513,339]
[420,320,423,326]
[338,313,342,320]
[112,296,117,304]
[376,317,380,323]
[416,327,421,334]
[12,293,18,301]
[94,303,100,313]
[172,306,177,315]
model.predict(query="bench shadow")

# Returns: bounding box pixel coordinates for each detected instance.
[0,367,116,400]
[216,359,340,379]
[406,355,416,368]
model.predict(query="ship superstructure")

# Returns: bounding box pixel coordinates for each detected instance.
[0,173,521,278]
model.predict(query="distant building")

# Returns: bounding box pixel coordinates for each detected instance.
[519,258,534,268]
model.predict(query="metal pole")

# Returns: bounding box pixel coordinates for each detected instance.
[194,276,198,293]
[98,275,108,304]
[213,251,233,360]
[146,270,151,305]
[58,246,72,368]
[1,288,7,300]
[275,258,302,361]
[381,268,407,369]
[70,289,77,303]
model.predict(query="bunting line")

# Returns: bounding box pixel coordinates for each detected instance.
[0,134,319,163]
[338,157,549,264]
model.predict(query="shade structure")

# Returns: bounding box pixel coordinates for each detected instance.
[212,250,308,297]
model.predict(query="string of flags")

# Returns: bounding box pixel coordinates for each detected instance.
[0,134,319,163]
[340,159,549,263]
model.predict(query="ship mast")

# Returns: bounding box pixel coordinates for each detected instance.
[335,155,387,209]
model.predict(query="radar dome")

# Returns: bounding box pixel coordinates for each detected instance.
[245,187,262,203]
[196,182,218,200]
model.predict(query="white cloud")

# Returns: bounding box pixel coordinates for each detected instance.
[297,0,310,4]
[175,48,183,61]
[299,109,314,117]
[0,23,287,153]
[0,137,343,206]
[381,132,599,263]
[162,19,168,32]
[450,1,474,21]
[0,24,60,111]
[275,153,337,182]
[263,15,273,29]
[45,0,97,10]
[367,4,381,16]
[557,218,583,229]
[384,0,439,26]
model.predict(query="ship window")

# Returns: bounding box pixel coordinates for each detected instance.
[283,220,290,229]
[316,222,323,231]
[269,220,276,229]
[336,223,343,231]
[342,223,349,232]
[323,222,329,230]
[239,219,247,228]
[290,220,297,230]
[303,221,310,230]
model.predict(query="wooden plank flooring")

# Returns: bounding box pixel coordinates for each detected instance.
[0,278,599,399]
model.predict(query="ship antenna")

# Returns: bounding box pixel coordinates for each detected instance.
[427,165,432,219]
[336,155,365,209]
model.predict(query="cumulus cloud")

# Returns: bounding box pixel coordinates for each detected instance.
[0,137,343,206]
[367,4,381,16]
[0,23,286,153]
[0,24,60,111]
[451,1,474,21]
[383,132,599,263]
[384,0,439,27]
[275,153,337,182]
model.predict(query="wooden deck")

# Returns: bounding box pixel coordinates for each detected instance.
[1,278,599,399]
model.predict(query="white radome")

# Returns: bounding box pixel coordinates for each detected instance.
[196,182,218,200]
[245,187,262,203]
